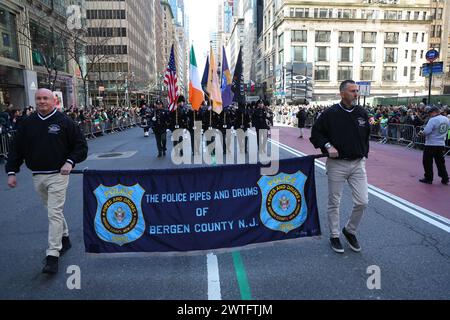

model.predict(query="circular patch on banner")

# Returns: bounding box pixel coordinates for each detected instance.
[101,196,138,235]
[266,184,302,222]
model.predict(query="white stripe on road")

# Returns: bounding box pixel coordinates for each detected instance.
[267,136,450,233]
[207,253,222,300]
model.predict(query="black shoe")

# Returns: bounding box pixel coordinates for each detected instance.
[157,152,162,158]
[342,227,361,252]
[419,178,432,184]
[60,236,71,256]
[163,151,166,156]
[330,237,344,253]
[442,179,449,185]
[42,256,58,274]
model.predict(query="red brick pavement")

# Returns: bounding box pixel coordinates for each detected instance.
[274,125,450,219]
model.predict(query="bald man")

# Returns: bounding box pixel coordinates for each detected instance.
[6,88,88,274]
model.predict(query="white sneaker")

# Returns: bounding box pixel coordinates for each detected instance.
[144,132,149,137]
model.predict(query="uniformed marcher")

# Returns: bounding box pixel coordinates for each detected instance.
[139,102,152,137]
[186,105,203,156]
[418,106,449,185]
[151,99,170,157]
[218,107,235,154]
[234,103,251,153]
[251,99,270,153]
[169,95,188,155]
[310,79,370,254]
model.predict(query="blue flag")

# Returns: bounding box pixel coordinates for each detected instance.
[83,157,321,253]
[201,56,209,94]
[221,47,234,109]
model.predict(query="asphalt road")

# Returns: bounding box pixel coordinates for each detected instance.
[0,126,449,300]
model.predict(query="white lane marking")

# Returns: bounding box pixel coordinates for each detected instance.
[207,253,222,300]
[267,137,450,233]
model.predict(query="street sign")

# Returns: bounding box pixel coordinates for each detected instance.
[425,49,439,63]
[421,62,443,77]
[356,81,371,97]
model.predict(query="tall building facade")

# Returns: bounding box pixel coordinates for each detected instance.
[263,0,434,103]
[429,0,450,94]
[1,0,79,109]
[86,0,156,106]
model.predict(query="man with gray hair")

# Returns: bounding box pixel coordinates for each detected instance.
[310,80,370,254]
[6,88,88,274]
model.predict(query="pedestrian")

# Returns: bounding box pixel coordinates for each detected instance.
[296,106,307,138]
[310,80,370,254]
[418,106,449,185]
[151,99,170,157]
[5,88,88,274]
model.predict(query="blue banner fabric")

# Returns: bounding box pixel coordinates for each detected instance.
[83,156,321,253]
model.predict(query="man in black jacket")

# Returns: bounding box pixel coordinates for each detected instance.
[6,88,88,274]
[296,107,307,138]
[151,99,170,157]
[310,80,370,254]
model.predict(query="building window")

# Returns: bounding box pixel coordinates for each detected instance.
[410,66,416,81]
[384,48,398,63]
[314,66,329,80]
[362,32,376,43]
[291,30,307,42]
[290,8,309,18]
[292,46,307,62]
[411,50,417,62]
[337,9,352,19]
[403,66,408,77]
[339,31,354,43]
[315,31,330,42]
[384,32,399,44]
[315,46,329,62]
[0,6,19,61]
[421,32,425,42]
[383,66,397,81]
[362,47,375,63]
[339,47,353,62]
[413,32,418,42]
[360,67,374,80]
[278,33,284,48]
[278,49,284,65]
[338,66,352,80]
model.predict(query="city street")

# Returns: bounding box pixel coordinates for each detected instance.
[0,126,449,300]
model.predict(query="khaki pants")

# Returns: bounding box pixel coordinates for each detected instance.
[33,173,70,257]
[326,158,368,238]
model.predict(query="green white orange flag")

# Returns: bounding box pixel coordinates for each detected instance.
[189,45,204,111]
[206,46,223,114]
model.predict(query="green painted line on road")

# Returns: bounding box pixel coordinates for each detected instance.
[232,251,252,300]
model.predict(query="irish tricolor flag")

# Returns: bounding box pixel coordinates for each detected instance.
[189,45,204,111]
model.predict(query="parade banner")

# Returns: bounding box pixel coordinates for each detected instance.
[83,156,321,253]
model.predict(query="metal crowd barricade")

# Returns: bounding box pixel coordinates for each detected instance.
[386,124,416,148]
[0,130,15,160]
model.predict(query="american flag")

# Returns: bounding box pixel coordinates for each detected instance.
[164,45,179,112]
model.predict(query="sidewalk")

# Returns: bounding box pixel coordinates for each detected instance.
[274,124,450,219]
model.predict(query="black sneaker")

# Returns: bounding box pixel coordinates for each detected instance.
[419,178,432,184]
[157,152,162,158]
[442,179,449,185]
[342,227,361,252]
[60,236,71,256]
[42,256,58,274]
[330,237,344,253]
[163,151,166,156]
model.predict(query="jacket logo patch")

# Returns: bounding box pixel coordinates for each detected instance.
[48,124,61,134]
[357,118,366,127]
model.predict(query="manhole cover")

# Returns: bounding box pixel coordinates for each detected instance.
[97,153,123,158]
